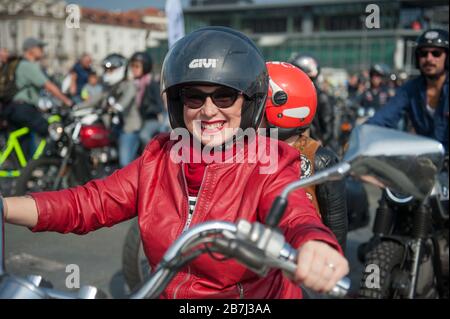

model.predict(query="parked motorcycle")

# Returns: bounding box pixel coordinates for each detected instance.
[0,125,443,299]
[0,92,63,196]
[359,156,449,299]
[14,102,119,194]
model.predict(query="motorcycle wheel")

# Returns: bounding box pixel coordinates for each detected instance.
[359,241,405,299]
[122,219,151,291]
[15,157,78,195]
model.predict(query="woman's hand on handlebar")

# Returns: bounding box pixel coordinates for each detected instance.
[295,240,349,294]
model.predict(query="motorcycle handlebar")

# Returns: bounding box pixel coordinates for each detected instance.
[150,221,350,299]
[277,243,351,298]
[0,218,350,299]
[217,233,350,298]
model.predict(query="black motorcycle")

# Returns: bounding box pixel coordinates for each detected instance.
[14,104,119,194]
[359,157,449,298]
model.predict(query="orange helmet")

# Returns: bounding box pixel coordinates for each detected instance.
[265,61,317,139]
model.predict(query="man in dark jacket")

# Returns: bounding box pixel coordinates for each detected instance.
[357,63,391,113]
[367,29,449,153]
[69,53,93,102]
[359,29,449,262]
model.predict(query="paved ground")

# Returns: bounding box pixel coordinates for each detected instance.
[3,184,381,299]
[346,184,381,296]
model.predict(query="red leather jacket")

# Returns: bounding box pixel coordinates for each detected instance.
[30,133,341,299]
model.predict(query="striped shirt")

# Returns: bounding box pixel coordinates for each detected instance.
[183,195,198,232]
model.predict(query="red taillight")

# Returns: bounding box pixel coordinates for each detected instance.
[79,125,111,149]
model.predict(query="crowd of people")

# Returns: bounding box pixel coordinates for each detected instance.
[0,40,167,167]
[0,34,433,158]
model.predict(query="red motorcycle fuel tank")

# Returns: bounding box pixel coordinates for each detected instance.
[79,124,111,149]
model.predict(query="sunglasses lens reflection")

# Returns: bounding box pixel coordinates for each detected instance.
[419,50,444,58]
[182,88,239,109]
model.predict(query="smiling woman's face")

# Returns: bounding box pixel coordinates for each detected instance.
[182,85,243,147]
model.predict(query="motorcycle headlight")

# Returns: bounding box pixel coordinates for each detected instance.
[48,123,64,141]
[357,108,365,117]
[385,187,414,205]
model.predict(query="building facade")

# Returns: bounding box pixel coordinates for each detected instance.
[184,0,449,73]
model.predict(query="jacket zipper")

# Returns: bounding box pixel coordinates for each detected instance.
[181,165,208,232]
[237,282,245,299]
[173,164,208,299]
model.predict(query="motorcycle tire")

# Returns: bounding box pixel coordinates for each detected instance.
[15,157,77,195]
[359,241,405,299]
[122,219,151,291]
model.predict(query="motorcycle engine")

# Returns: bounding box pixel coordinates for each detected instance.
[90,147,118,166]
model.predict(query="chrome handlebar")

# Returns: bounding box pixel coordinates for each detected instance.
[131,220,350,299]
[0,218,350,299]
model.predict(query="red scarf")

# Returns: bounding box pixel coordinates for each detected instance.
[182,137,247,196]
[185,161,207,196]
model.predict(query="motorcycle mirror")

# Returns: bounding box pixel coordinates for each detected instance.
[343,124,445,201]
[265,125,445,228]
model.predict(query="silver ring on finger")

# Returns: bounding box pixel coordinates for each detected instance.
[327,262,336,271]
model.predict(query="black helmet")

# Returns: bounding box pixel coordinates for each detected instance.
[415,28,449,69]
[161,26,269,130]
[130,51,153,75]
[102,53,127,86]
[102,53,127,70]
[287,53,320,81]
[369,63,390,78]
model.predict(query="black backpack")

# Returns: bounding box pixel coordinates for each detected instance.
[139,78,164,119]
[0,57,21,105]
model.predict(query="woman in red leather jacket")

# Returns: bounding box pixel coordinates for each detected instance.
[2,27,348,298]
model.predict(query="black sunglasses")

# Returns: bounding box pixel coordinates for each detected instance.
[180,87,242,109]
[418,49,444,58]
